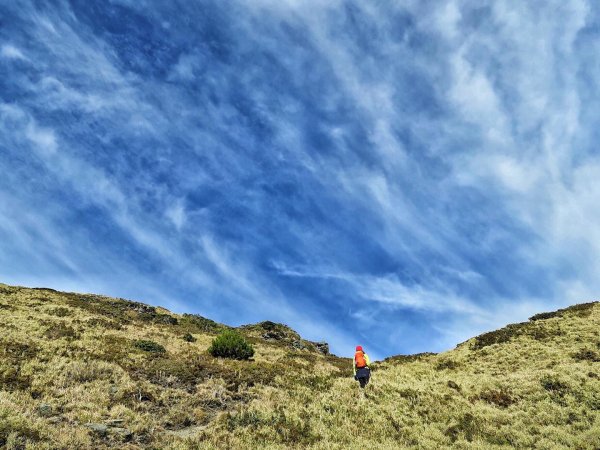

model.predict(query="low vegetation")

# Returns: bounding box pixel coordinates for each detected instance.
[209,330,254,360]
[1,282,599,449]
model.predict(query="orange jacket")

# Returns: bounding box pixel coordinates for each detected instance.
[353,351,371,375]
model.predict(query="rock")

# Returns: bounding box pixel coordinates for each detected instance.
[292,340,307,350]
[447,380,461,391]
[108,385,118,395]
[37,403,53,417]
[314,342,329,355]
[110,427,133,441]
[85,423,108,436]
[156,314,178,325]
[183,332,196,342]
[164,425,208,439]
[106,419,125,427]
[262,331,285,340]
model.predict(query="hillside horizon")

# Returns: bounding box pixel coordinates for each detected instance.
[5,281,596,361]
[2,281,600,448]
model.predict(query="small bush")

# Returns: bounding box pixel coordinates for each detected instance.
[529,311,558,321]
[436,359,461,370]
[447,380,461,391]
[47,307,72,317]
[134,340,166,354]
[44,323,79,340]
[209,330,254,360]
[0,342,37,390]
[183,333,197,343]
[526,324,563,341]
[471,323,527,349]
[572,348,600,362]
[529,302,597,321]
[154,314,178,325]
[541,375,569,396]
[86,317,123,330]
[474,388,516,408]
[564,302,596,318]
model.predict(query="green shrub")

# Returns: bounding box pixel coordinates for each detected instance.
[473,388,517,408]
[209,330,254,360]
[43,323,79,340]
[529,311,558,321]
[435,359,461,370]
[47,307,72,317]
[540,375,569,396]
[183,333,197,343]
[134,340,166,353]
[572,348,600,362]
[529,302,597,321]
[471,323,526,350]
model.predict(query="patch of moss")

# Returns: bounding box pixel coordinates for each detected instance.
[0,341,37,391]
[529,311,559,321]
[85,317,123,330]
[182,332,196,342]
[540,375,569,397]
[436,359,461,371]
[471,320,562,350]
[572,348,600,362]
[47,306,72,317]
[471,323,528,350]
[134,340,166,354]
[44,322,80,340]
[472,388,517,408]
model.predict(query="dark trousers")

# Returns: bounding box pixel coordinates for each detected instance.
[356,367,371,388]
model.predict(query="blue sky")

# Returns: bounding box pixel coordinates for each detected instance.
[1,0,599,359]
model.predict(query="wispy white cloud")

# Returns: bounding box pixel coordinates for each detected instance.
[2,0,600,358]
[0,43,26,60]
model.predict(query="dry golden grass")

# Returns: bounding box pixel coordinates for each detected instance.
[1,282,599,449]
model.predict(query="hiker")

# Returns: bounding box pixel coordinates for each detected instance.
[353,345,371,388]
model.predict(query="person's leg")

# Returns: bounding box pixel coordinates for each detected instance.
[359,377,367,388]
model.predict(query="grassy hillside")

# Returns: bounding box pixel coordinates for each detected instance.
[1,283,599,449]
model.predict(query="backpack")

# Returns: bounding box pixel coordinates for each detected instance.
[355,351,367,368]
